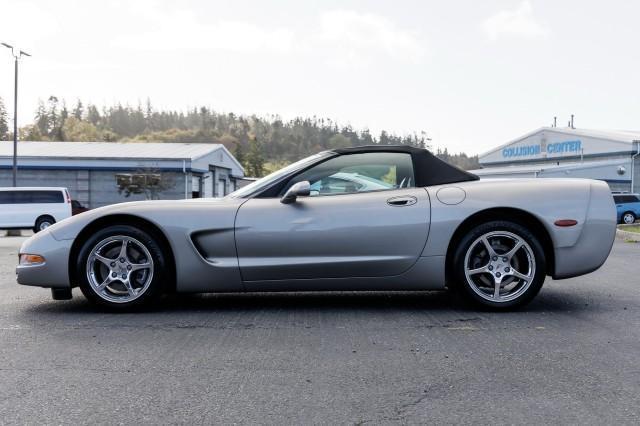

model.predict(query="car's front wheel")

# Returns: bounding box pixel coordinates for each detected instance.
[77,225,167,309]
[622,212,636,224]
[452,220,546,310]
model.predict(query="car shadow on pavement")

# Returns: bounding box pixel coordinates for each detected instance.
[22,286,594,317]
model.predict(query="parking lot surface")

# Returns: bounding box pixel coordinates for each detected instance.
[1,235,639,424]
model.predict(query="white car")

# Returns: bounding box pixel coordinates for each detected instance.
[0,187,72,232]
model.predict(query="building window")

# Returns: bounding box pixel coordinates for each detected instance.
[217,179,226,197]
[116,173,162,193]
[115,171,175,200]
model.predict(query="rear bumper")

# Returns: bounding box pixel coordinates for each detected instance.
[553,182,616,279]
[16,230,72,289]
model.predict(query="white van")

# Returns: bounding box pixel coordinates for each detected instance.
[0,187,73,232]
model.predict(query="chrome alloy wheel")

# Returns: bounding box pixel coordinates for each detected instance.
[623,213,636,224]
[86,235,154,304]
[463,231,536,303]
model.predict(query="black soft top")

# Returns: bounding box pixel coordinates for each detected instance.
[332,145,479,187]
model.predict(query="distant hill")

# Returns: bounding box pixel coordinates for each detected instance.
[1,95,478,176]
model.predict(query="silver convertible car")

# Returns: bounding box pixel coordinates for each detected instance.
[17,146,616,310]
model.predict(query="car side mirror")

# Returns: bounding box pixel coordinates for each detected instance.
[281,181,311,204]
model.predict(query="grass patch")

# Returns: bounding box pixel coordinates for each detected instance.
[621,225,640,233]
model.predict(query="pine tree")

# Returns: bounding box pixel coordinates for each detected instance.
[233,141,246,168]
[145,98,155,131]
[56,100,69,141]
[0,97,8,141]
[246,135,265,177]
[379,130,390,145]
[19,96,482,168]
[46,96,60,139]
[35,100,48,137]
[87,104,101,126]
[73,99,84,119]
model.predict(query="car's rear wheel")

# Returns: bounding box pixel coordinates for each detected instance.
[77,225,166,309]
[452,220,546,310]
[34,215,55,233]
[622,212,636,224]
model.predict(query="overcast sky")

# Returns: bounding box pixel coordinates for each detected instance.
[0,0,638,154]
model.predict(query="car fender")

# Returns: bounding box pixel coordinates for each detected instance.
[422,178,615,278]
[45,198,246,292]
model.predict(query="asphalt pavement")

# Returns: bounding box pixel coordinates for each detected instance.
[0,235,639,425]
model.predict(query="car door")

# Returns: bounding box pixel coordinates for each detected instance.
[234,151,431,282]
[613,196,623,221]
[633,196,640,217]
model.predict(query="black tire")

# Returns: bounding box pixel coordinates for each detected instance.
[77,225,167,310]
[451,220,546,310]
[622,212,636,225]
[34,215,55,233]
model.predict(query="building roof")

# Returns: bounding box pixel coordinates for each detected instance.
[479,127,640,159]
[0,141,224,161]
[0,141,244,175]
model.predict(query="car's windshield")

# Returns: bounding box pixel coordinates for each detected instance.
[228,152,332,198]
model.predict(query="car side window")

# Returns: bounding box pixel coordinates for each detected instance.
[13,191,33,204]
[617,195,639,203]
[285,152,415,196]
[309,176,365,194]
[0,192,13,204]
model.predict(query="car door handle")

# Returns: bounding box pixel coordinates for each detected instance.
[387,195,417,207]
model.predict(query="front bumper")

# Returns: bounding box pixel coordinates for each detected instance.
[16,229,73,289]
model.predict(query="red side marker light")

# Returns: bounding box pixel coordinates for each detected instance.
[554,219,578,227]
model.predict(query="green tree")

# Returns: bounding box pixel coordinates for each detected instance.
[100,129,118,142]
[435,150,479,170]
[73,99,84,119]
[379,130,391,145]
[327,133,351,149]
[25,96,489,170]
[34,100,48,136]
[246,136,265,177]
[0,97,8,141]
[233,141,246,168]
[20,124,44,141]
[360,129,374,145]
[57,101,69,140]
[62,117,98,141]
[87,104,101,126]
[46,96,66,140]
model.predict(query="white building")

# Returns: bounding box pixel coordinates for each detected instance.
[0,141,244,208]
[473,127,640,193]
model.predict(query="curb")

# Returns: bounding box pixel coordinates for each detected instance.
[616,225,640,242]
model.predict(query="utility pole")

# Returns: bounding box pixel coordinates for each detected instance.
[1,42,31,187]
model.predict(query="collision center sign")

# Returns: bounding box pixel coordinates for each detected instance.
[502,140,582,158]
[480,128,637,166]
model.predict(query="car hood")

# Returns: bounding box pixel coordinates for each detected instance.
[46,197,244,241]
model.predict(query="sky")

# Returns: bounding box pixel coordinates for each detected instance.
[0,0,638,155]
